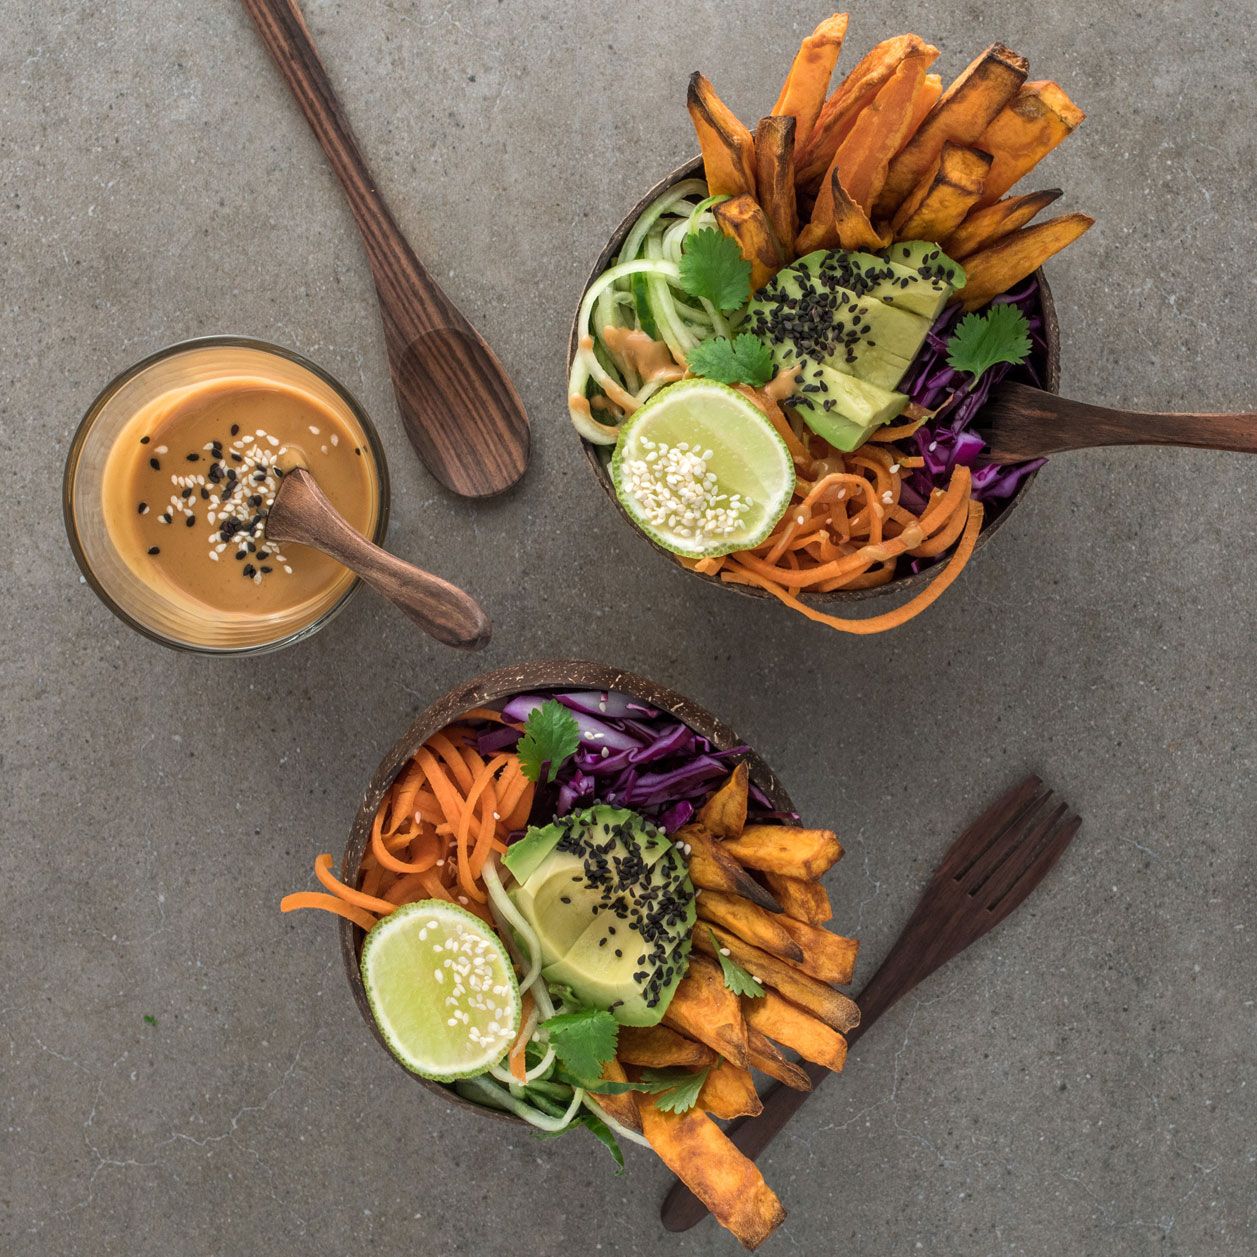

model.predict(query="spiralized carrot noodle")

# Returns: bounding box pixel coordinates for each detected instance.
[282,713,528,931]
[692,382,989,634]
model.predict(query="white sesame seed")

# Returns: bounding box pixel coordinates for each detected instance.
[719,947,731,956]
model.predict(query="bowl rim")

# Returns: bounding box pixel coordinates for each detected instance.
[567,155,1061,605]
[339,658,796,1122]
[62,334,392,656]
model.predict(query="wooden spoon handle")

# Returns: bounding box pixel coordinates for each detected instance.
[989,384,1257,460]
[239,0,457,330]
[267,470,490,649]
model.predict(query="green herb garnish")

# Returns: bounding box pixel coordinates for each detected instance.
[678,228,752,312]
[540,1008,619,1080]
[687,334,775,387]
[945,304,1032,381]
[142,1014,158,1027]
[638,1066,711,1115]
[536,1110,626,1171]
[517,699,582,784]
[709,929,765,997]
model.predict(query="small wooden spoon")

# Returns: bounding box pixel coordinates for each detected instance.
[982,381,1257,463]
[267,468,490,649]
[240,0,530,498]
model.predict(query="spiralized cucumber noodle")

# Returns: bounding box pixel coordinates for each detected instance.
[568,180,745,445]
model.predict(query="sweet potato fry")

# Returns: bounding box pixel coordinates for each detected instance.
[958,211,1094,310]
[698,889,804,962]
[875,43,1028,220]
[724,824,843,880]
[771,12,849,150]
[825,41,938,213]
[746,1025,812,1091]
[976,81,1085,205]
[777,915,859,985]
[754,116,798,256]
[714,195,787,292]
[891,142,992,241]
[618,1025,716,1071]
[635,1096,785,1250]
[744,990,848,1072]
[944,187,1062,259]
[681,824,781,913]
[697,763,749,841]
[590,1055,642,1132]
[797,34,934,189]
[797,170,893,254]
[663,953,750,1067]
[908,72,943,136]
[698,1059,763,1120]
[695,924,860,1033]
[688,72,757,199]
[763,872,832,925]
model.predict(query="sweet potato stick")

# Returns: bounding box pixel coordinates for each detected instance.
[698,890,805,962]
[754,115,798,256]
[777,915,859,985]
[724,824,843,879]
[698,1058,763,1119]
[635,1096,785,1249]
[697,763,749,841]
[797,34,933,189]
[746,1025,813,1090]
[663,953,750,1066]
[688,72,757,198]
[959,212,1095,309]
[763,872,832,925]
[744,990,848,1072]
[714,194,787,292]
[618,1025,716,1071]
[771,12,849,150]
[681,824,781,913]
[944,187,1062,259]
[892,143,992,241]
[875,43,1028,220]
[976,81,1085,205]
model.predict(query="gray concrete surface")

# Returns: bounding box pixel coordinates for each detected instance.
[3,2,1255,1253]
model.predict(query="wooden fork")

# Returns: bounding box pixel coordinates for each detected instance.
[660,774,1082,1232]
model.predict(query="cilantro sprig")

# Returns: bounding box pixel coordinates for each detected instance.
[678,228,751,312]
[540,1008,619,1080]
[638,1066,711,1115]
[517,699,582,784]
[709,929,765,998]
[687,334,775,387]
[945,304,1032,382]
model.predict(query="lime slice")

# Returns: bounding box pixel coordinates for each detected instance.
[610,378,796,558]
[360,900,521,1082]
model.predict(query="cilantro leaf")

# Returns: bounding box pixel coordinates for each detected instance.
[541,1009,619,1081]
[945,303,1032,381]
[638,1066,711,1115]
[709,929,765,998]
[678,228,752,312]
[687,334,776,387]
[517,699,581,784]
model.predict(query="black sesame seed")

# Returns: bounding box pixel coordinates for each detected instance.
[147,546,160,555]
[242,563,256,578]
[149,458,161,471]
[140,435,150,445]
[186,453,200,463]
[137,502,147,515]
[230,424,239,436]
[185,514,195,527]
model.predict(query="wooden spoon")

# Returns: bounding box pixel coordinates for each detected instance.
[982,381,1257,463]
[240,0,530,498]
[267,468,490,649]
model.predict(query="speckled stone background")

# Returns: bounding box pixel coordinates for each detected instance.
[3,2,1255,1254]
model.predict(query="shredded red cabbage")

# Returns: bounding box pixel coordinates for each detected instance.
[899,276,1048,507]
[479,689,794,831]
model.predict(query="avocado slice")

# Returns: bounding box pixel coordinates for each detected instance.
[883,240,967,292]
[505,805,695,1025]
[838,250,954,322]
[748,249,931,393]
[788,360,907,452]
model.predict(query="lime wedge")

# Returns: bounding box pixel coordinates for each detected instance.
[359,901,521,1082]
[610,378,796,559]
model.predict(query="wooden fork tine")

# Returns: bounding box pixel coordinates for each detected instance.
[935,775,1041,884]
[977,798,1069,908]
[986,810,1080,926]
[954,787,1053,892]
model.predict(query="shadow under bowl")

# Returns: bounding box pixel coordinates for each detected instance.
[340,658,795,1122]
[568,156,1060,606]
